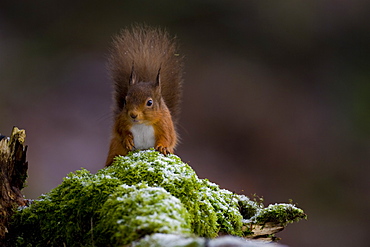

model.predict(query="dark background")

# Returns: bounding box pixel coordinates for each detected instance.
[1,1,369,246]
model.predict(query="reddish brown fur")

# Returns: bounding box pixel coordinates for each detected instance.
[106,25,183,166]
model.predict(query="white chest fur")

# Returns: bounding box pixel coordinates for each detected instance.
[130,124,155,150]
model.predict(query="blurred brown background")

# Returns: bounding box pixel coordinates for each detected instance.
[1,1,369,246]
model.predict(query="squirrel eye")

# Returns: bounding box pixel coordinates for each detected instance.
[146,99,153,106]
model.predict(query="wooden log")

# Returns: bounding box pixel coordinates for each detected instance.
[0,127,28,242]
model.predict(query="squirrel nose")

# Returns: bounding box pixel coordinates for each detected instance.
[130,113,138,119]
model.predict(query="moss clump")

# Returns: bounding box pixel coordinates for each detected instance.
[252,203,307,226]
[98,150,224,237]
[11,169,123,246]
[197,179,243,235]
[237,195,263,220]
[10,149,306,246]
[95,183,190,246]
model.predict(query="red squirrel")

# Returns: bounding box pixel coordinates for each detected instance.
[105,25,184,166]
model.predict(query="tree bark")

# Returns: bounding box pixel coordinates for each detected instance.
[0,127,28,243]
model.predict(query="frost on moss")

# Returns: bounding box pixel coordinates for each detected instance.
[252,203,306,226]
[10,149,306,246]
[132,233,206,247]
[95,183,190,246]
[132,234,286,247]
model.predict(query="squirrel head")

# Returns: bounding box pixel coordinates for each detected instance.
[121,67,165,124]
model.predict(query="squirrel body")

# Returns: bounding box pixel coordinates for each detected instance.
[105,25,183,166]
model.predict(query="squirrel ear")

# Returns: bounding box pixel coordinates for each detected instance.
[129,62,137,85]
[155,67,161,88]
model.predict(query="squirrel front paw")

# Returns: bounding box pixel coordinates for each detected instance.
[123,134,135,151]
[155,145,173,155]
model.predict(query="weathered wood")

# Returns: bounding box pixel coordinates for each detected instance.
[0,127,28,242]
[243,222,284,241]
[218,222,284,241]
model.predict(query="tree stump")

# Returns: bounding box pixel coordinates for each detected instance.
[0,127,28,243]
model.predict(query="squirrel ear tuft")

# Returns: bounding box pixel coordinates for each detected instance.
[155,67,161,88]
[129,62,137,85]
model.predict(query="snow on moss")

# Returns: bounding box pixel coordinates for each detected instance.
[132,233,206,247]
[95,183,190,245]
[10,149,306,246]
[132,233,284,247]
[251,203,306,226]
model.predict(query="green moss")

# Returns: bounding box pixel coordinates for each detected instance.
[98,150,220,237]
[198,180,243,235]
[12,169,123,246]
[253,203,307,226]
[237,195,263,220]
[95,183,191,245]
[10,149,306,246]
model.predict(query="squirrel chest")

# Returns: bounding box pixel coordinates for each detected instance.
[130,123,155,150]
